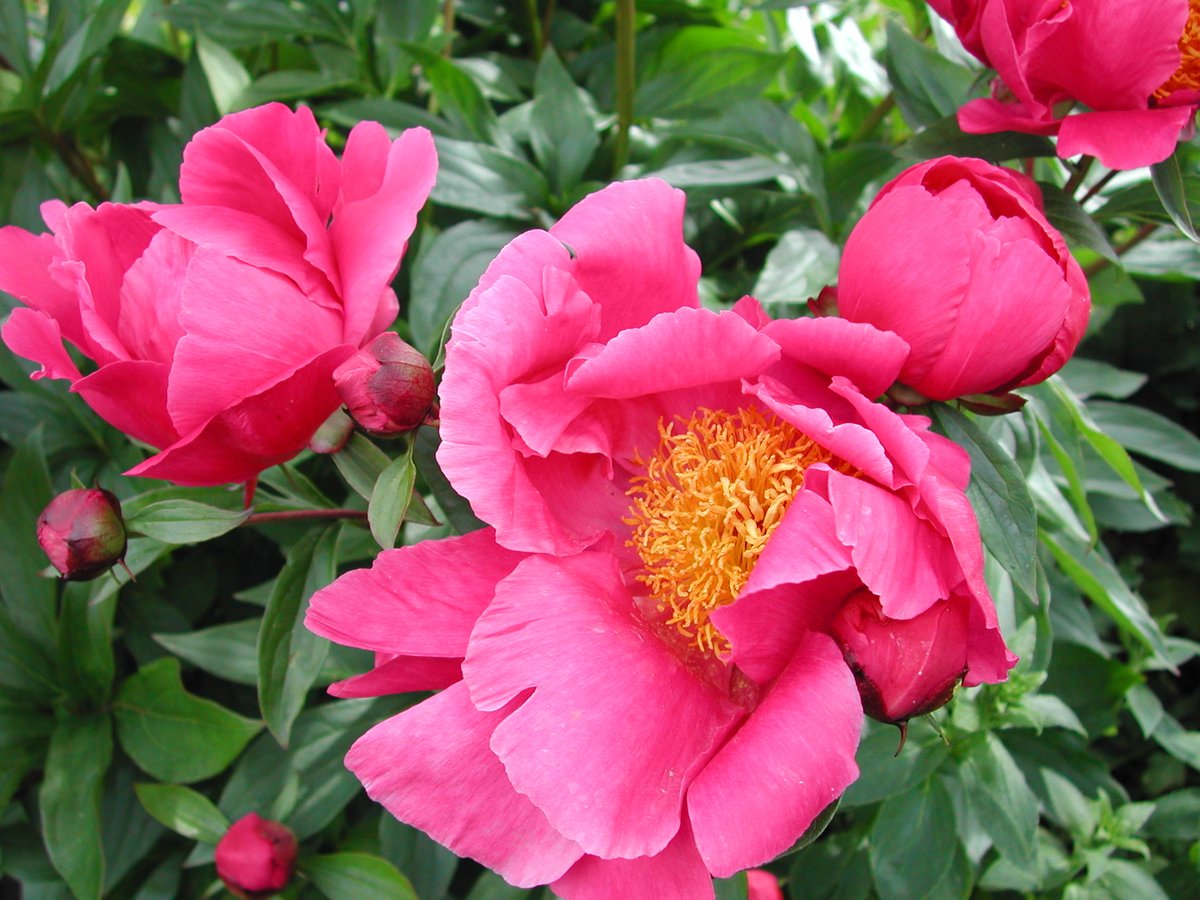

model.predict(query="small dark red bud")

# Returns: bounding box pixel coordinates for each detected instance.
[807,284,839,317]
[333,333,435,438]
[36,488,127,581]
[214,813,298,900]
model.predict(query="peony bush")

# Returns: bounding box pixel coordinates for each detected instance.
[0,3,1197,900]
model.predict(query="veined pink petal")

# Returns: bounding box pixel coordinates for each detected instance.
[127,347,349,486]
[564,306,780,399]
[116,229,193,365]
[346,682,584,887]
[1056,107,1195,170]
[332,124,436,344]
[463,552,742,860]
[327,656,463,698]
[688,631,862,876]
[762,316,910,401]
[306,528,523,658]
[0,226,82,344]
[552,820,714,900]
[1,308,83,382]
[73,360,179,449]
[550,179,701,340]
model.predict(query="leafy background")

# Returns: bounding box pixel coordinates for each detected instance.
[1,0,1199,897]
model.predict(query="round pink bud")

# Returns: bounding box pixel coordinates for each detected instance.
[36,488,127,581]
[747,868,785,900]
[830,590,971,724]
[214,813,298,900]
[333,332,435,437]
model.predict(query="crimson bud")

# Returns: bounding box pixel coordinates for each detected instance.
[333,332,435,437]
[36,488,127,581]
[214,813,297,899]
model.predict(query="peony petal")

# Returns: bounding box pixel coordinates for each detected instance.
[463,552,742,860]
[347,682,584,887]
[762,317,910,401]
[73,360,179,449]
[127,347,349,486]
[327,655,463,698]
[116,229,193,365]
[0,226,83,345]
[688,631,862,876]
[564,306,780,399]
[1,308,83,382]
[306,527,523,657]
[332,124,436,343]
[551,819,714,900]
[550,179,701,340]
[1056,107,1194,170]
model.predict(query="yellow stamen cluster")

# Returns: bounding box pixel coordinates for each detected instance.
[1155,0,1200,100]
[625,406,847,656]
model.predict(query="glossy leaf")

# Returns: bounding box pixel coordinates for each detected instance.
[368,449,416,550]
[134,783,230,844]
[303,853,418,900]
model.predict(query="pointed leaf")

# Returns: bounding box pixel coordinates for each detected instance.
[134,783,230,844]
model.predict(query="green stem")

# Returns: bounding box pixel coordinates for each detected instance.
[1080,169,1119,205]
[849,93,895,144]
[613,0,636,175]
[1062,155,1094,198]
[524,0,543,58]
[244,508,368,526]
[442,0,455,57]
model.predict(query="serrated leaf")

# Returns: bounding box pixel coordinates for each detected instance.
[257,525,339,745]
[115,657,261,783]
[1150,149,1200,243]
[134,783,229,844]
[932,406,1037,601]
[40,714,112,900]
[124,499,248,544]
[368,450,416,550]
[303,852,418,900]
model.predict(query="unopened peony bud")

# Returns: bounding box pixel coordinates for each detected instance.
[214,813,297,899]
[746,868,785,900]
[831,591,970,725]
[333,333,435,437]
[37,488,127,581]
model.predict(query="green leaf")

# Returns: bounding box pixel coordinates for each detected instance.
[379,818,458,900]
[431,137,548,219]
[408,220,520,354]
[368,449,416,550]
[902,115,1055,163]
[884,20,978,129]
[124,499,248,544]
[651,157,791,188]
[302,852,418,900]
[154,619,262,686]
[1040,529,1172,667]
[531,49,599,194]
[932,406,1037,601]
[195,32,251,115]
[57,582,117,707]
[405,47,500,145]
[0,0,30,77]
[843,726,951,807]
[869,777,958,899]
[43,0,133,96]
[1059,358,1146,401]
[1086,400,1200,473]
[1150,148,1200,243]
[751,228,840,308]
[40,714,112,900]
[713,872,748,900]
[114,657,262,783]
[464,870,529,900]
[959,733,1041,868]
[234,70,354,109]
[257,525,339,745]
[334,432,394,501]
[1126,684,1200,771]
[1038,182,1118,261]
[134,783,229,844]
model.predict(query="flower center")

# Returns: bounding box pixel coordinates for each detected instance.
[1155,0,1200,100]
[625,406,846,656]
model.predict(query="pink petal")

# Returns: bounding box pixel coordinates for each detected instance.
[116,229,193,364]
[327,655,463,698]
[688,631,862,876]
[332,124,436,344]
[305,528,523,657]
[552,820,714,900]
[73,360,179,449]
[1,308,82,382]
[126,347,349,485]
[168,250,345,436]
[346,682,584,887]
[762,316,910,401]
[564,306,780,399]
[956,97,1061,137]
[549,179,701,340]
[463,552,742,860]
[0,226,82,344]
[1056,107,1194,170]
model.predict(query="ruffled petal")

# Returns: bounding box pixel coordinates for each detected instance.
[463,552,742,860]
[688,631,862,876]
[1,308,83,382]
[347,682,584,887]
[763,316,910,401]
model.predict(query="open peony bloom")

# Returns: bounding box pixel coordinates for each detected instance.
[834,156,1090,404]
[928,0,1200,169]
[0,103,436,486]
[305,180,1015,899]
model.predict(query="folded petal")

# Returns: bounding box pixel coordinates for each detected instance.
[1,308,82,382]
[688,631,862,876]
[464,552,742,860]
[1056,107,1195,170]
[73,360,179,449]
[762,317,909,401]
[347,682,584,887]
[327,655,463,698]
[552,820,714,900]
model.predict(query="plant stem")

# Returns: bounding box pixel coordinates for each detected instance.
[1082,222,1158,279]
[1080,169,1119,205]
[49,132,109,203]
[1062,155,1094,198]
[849,93,895,144]
[613,0,636,175]
[244,508,369,526]
[524,0,543,58]
[442,0,455,57]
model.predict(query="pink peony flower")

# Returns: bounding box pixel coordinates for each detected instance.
[214,813,297,899]
[0,103,436,486]
[305,180,1015,899]
[928,0,1200,169]
[834,156,1090,403]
